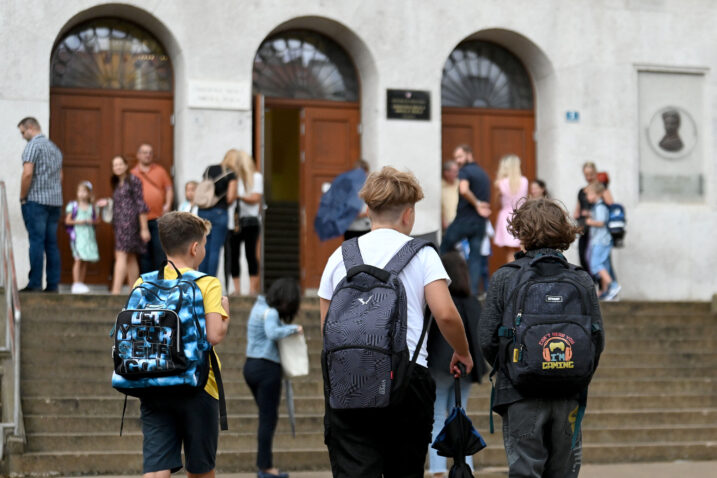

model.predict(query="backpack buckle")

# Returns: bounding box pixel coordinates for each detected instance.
[498,326,514,338]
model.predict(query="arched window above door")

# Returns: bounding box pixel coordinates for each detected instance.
[253,30,359,102]
[51,18,172,91]
[442,41,533,109]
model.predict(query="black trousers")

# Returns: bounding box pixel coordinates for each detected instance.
[230,223,260,277]
[325,366,436,478]
[243,358,283,470]
[139,219,166,274]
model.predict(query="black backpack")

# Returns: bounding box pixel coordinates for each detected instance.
[492,253,602,446]
[322,237,436,409]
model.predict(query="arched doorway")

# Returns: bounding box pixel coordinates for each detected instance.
[50,18,174,286]
[441,40,535,273]
[253,30,360,289]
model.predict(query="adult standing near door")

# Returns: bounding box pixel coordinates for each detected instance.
[197,150,238,277]
[230,150,263,296]
[131,143,173,273]
[18,117,63,292]
[439,144,492,296]
[493,154,529,264]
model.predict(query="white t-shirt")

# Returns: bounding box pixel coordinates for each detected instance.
[238,172,264,218]
[318,228,450,367]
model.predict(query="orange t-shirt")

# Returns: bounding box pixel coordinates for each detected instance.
[131,164,172,220]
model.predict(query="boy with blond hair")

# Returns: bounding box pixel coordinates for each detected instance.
[136,212,230,478]
[319,166,474,478]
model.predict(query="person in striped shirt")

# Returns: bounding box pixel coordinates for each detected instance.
[18,117,63,292]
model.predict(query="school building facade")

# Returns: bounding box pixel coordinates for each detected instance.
[1,0,715,300]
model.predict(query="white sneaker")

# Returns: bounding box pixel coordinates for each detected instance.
[605,282,621,301]
[71,282,90,294]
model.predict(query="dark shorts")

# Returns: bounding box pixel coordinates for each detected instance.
[140,390,219,474]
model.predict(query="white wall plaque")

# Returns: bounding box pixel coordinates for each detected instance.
[188,80,249,110]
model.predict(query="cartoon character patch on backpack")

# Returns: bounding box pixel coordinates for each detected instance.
[322,238,436,410]
[110,261,227,431]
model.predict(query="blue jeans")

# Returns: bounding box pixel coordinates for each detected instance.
[198,207,228,277]
[139,219,166,274]
[440,219,486,295]
[21,201,61,290]
[429,372,474,474]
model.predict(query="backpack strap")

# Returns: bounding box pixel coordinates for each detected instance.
[341,237,364,270]
[384,238,437,275]
[209,347,229,430]
[70,201,78,219]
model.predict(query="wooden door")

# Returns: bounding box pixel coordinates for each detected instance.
[442,107,535,273]
[300,105,360,289]
[50,89,173,285]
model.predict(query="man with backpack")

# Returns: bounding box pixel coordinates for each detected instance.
[318,166,474,478]
[479,198,605,478]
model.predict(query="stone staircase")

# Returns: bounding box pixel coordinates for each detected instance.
[5,296,717,475]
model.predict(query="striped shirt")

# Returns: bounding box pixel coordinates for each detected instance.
[22,134,63,206]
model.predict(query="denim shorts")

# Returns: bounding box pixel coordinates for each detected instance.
[589,244,612,276]
[140,390,219,474]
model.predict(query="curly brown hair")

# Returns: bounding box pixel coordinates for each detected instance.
[507,198,580,251]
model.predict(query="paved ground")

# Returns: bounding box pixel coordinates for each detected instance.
[70,460,717,478]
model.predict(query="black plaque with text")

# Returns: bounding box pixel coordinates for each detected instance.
[386,89,430,120]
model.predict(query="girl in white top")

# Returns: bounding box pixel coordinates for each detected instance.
[230,150,264,295]
[318,166,473,476]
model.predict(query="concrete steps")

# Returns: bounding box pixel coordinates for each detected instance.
[6,296,717,476]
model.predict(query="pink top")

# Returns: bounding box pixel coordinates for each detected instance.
[494,176,529,248]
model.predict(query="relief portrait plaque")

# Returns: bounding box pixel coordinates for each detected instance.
[646,106,697,159]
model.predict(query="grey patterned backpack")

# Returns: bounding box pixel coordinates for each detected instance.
[322,237,436,409]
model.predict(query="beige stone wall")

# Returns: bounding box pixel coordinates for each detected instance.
[1,0,716,299]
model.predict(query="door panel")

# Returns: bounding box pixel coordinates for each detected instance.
[300,105,360,289]
[441,108,535,275]
[50,90,173,285]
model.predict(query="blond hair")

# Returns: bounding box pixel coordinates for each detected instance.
[496,154,523,194]
[583,161,597,172]
[235,150,257,192]
[220,149,241,177]
[586,180,605,195]
[359,166,424,222]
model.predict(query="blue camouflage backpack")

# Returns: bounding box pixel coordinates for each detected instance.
[322,237,436,409]
[111,261,227,430]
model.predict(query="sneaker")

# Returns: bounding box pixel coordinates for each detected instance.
[604,282,621,301]
[20,286,41,293]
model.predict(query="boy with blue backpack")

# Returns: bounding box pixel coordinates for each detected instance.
[585,181,621,300]
[480,198,605,478]
[319,166,474,478]
[112,211,230,478]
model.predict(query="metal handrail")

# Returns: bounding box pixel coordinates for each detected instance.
[0,181,23,460]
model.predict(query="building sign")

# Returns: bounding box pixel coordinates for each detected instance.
[188,80,249,110]
[566,111,580,122]
[386,89,430,120]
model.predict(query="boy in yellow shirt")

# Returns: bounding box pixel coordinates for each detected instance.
[136,212,230,478]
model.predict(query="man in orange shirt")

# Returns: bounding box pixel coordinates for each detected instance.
[131,143,174,273]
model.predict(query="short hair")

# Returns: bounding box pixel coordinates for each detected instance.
[582,161,596,172]
[355,159,370,172]
[18,117,40,130]
[586,181,605,195]
[266,277,301,323]
[137,143,153,152]
[440,251,471,298]
[359,166,424,222]
[455,144,472,155]
[507,198,581,252]
[442,160,457,172]
[185,180,198,188]
[158,212,211,256]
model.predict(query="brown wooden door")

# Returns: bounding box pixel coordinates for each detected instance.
[442,107,535,273]
[50,89,173,285]
[300,105,360,289]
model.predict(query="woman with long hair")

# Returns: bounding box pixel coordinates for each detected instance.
[574,162,614,271]
[493,154,529,263]
[229,150,263,295]
[99,155,150,294]
[196,149,238,276]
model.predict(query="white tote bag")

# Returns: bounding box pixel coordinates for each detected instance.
[263,310,309,378]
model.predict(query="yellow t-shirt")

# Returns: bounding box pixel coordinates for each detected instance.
[133,266,228,399]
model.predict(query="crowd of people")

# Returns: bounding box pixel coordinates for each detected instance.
[16,115,263,296]
[20,114,613,478]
